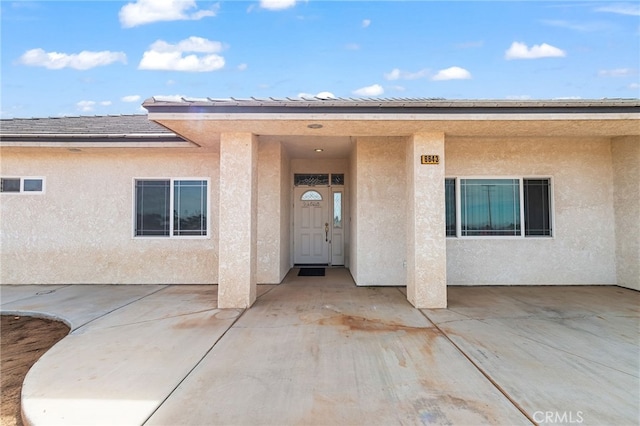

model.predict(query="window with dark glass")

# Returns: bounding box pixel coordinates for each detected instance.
[23,179,43,192]
[460,179,521,236]
[135,179,207,237]
[135,180,170,236]
[1,178,21,193]
[445,178,456,237]
[524,178,551,236]
[173,180,208,236]
[446,177,552,238]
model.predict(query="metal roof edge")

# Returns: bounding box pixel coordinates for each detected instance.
[142,97,640,115]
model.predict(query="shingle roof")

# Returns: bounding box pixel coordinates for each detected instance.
[0,114,173,136]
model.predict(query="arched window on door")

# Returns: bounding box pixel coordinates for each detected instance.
[301,190,323,201]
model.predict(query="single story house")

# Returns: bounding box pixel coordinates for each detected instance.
[1,98,638,309]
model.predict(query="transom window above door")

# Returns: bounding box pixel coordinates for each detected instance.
[294,174,344,186]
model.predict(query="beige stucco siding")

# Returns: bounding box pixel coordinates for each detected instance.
[352,137,407,286]
[0,149,219,284]
[611,136,640,290]
[257,140,291,284]
[445,137,617,285]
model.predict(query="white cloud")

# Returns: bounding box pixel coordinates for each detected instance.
[384,68,429,81]
[595,4,640,16]
[122,95,141,102]
[260,0,297,10]
[150,37,224,53]
[139,37,225,72]
[119,0,218,28]
[345,43,360,50]
[352,84,384,97]
[628,83,640,90]
[76,100,112,112]
[316,91,335,99]
[431,66,472,81]
[598,68,636,77]
[362,19,371,28]
[77,100,96,112]
[237,63,248,71]
[19,48,126,70]
[505,41,566,60]
[298,91,336,99]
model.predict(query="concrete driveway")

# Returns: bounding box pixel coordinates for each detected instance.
[1,268,638,425]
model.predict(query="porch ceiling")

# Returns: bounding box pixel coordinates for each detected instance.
[152,117,638,148]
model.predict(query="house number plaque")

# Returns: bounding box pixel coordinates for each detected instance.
[421,155,440,165]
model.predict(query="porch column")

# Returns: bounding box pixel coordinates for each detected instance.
[218,132,258,308]
[406,132,447,308]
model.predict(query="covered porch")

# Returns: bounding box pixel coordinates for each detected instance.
[144,98,639,309]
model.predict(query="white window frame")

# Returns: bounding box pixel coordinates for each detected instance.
[0,177,45,194]
[132,177,210,239]
[447,176,553,239]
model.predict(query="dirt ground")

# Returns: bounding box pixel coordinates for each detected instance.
[1,315,69,426]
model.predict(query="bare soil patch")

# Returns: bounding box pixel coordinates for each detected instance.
[1,315,69,426]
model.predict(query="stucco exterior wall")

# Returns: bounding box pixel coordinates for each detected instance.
[257,140,286,284]
[611,136,640,290]
[349,145,358,281]
[280,146,292,280]
[445,137,617,285]
[256,140,292,284]
[0,149,219,284]
[352,137,407,286]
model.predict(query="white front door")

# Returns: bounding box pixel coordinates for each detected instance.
[294,187,329,264]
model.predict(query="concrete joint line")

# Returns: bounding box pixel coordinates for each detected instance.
[72,285,170,333]
[417,308,537,425]
[141,307,249,425]
[499,325,638,378]
[0,284,73,307]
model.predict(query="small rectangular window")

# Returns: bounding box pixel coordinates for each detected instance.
[331,174,345,186]
[1,178,21,193]
[23,179,44,192]
[524,178,552,236]
[294,174,329,186]
[333,192,343,228]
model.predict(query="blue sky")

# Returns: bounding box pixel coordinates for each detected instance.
[1,0,638,118]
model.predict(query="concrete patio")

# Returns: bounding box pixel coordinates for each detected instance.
[1,268,638,425]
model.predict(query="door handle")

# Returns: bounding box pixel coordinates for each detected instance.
[325,223,329,242]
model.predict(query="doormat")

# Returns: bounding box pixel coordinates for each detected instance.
[298,268,325,277]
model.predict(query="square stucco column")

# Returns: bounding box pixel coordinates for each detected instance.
[406,132,447,308]
[218,132,258,308]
